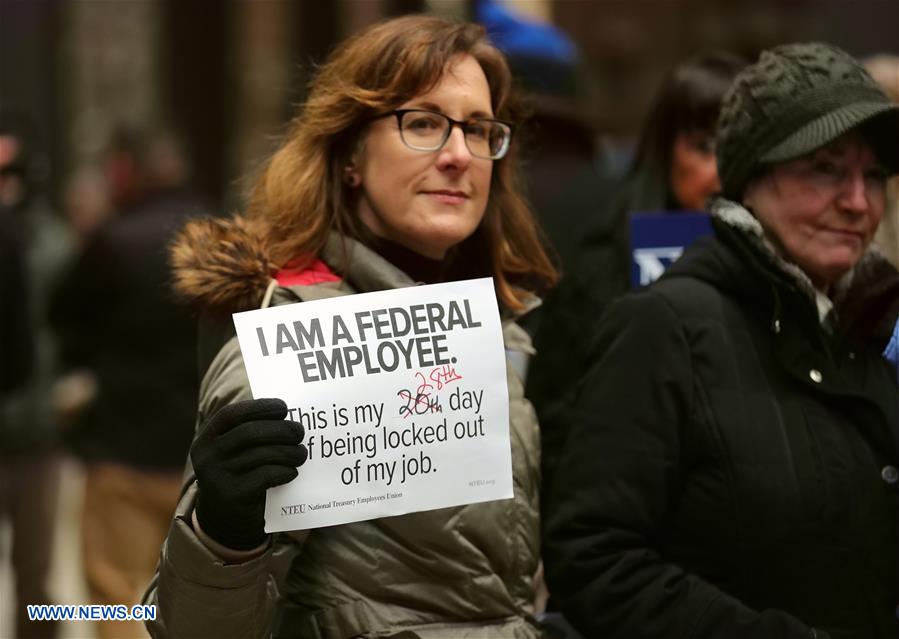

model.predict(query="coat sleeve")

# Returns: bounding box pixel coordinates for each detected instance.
[143,336,300,639]
[541,291,819,639]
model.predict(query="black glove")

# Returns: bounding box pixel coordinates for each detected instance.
[191,398,307,550]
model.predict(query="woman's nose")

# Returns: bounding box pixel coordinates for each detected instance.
[436,126,472,170]
[837,167,872,214]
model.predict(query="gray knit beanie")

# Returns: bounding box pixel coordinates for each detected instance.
[716,42,899,201]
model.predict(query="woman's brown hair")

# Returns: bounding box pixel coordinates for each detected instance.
[246,14,556,311]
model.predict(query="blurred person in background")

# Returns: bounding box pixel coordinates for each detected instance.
[475,0,614,277]
[859,56,899,383]
[864,55,899,268]
[0,201,49,639]
[473,4,616,631]
[143,15,556,638]
[49,166,113,421]
[49,125,204,639]
[544,42,899,639]
[62,164,112,246]
[0,107,74,639]
[613,51,748,216]
[0,209,32,394]
[527,51,745,506]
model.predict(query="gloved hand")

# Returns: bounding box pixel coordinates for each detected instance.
[191,398,307,550]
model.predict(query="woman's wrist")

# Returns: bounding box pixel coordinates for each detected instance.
[191,508,270,563]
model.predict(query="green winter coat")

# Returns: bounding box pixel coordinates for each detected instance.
[143,227,544,639]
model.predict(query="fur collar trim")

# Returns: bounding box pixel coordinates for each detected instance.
[170,217,421,316]
[170,216,275,315]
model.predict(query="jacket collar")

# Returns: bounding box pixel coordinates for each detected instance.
[711,198,836,316]
[317,233,541,321]
[320,232,417,293]
[661,197,894,339]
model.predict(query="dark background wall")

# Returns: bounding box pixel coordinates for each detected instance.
[554,0,899,132]
[1,0,895,211]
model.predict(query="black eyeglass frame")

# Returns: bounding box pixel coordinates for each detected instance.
[372,109,513,160]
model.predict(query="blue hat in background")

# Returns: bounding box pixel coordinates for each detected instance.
[475,0,578,66]
[474,0,597,129]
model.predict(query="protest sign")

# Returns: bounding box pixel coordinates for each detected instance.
[630,211,713,287]
[232,277,512,532]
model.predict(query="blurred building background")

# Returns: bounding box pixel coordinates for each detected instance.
[1,1,897,638]
[3,0,897,214]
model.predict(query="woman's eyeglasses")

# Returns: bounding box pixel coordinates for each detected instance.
[374,109,512,160]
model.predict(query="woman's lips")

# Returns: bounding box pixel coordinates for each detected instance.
[823,227,865,242]
[422,190,469,205]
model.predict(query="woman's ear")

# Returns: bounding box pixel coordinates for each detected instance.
[343,142,365,187]
[343,164,361,187]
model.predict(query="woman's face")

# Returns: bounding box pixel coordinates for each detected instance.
[743,133,887,290]
[351,54,494,259]
[669,130,720,211]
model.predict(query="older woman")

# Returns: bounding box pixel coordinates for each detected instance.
[143,16,556,639]
[544,43,899,639]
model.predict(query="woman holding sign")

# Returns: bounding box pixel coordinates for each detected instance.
[144,14,556,639]
[543,43,899,638]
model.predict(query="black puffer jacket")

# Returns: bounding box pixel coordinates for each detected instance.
[50,188,203,469]
[543,200,899,639]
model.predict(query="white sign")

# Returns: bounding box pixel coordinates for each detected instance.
[633,246,684,285]
[232,278,512,532]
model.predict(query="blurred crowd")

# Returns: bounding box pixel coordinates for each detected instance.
[1,3,898,639]
[1,117,207,638]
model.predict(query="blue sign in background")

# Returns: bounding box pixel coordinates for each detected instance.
[629,212,713,288]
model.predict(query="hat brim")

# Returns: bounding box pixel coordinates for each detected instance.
[760,101,899,171]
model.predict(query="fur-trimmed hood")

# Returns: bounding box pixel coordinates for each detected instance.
[170,216,276,316]
[169,217,436,317]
